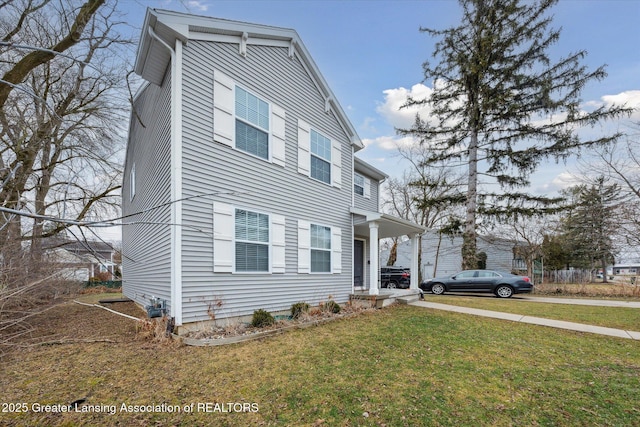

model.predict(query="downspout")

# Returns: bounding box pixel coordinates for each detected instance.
[148,27,183,327]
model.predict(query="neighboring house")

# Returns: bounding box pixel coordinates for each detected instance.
[122,9,425,331]
[43,240,120,281]
[382,230,525,280]
[611,264,640,276]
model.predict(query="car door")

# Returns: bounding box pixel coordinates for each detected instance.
[449,271,476,291]
[474,270,496,292]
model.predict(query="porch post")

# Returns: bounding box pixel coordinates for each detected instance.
[410,233,419,290]
[369,221,379,295]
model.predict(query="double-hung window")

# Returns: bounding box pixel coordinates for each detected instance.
[310,129,331,184]
[235,86,269,160]
[235,209,269,272]
[354,173,365,196]
[310,224,331,272]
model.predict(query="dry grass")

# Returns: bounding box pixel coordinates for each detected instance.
[534,282,640,298]
[1,293,640,426]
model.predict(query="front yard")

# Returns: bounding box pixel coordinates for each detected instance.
[1,294,639,426]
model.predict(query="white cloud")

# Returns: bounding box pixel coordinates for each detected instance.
[188,1,209,11]
[359,116,378,134]
[534,170,582,194]
[376,84,435,130]
[601,90,640,120]
[362,135,417,151]
[161,0,209,12]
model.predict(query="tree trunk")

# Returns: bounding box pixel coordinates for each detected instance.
[433,232,442,278]
[386,238,398,266]
[462,131,479,270]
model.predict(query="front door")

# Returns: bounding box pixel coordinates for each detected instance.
[354,239,364,288]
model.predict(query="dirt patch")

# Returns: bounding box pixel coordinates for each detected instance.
[1,294,145,356]
[2,293,376,354]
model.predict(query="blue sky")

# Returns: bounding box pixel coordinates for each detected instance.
[123,0,640,195]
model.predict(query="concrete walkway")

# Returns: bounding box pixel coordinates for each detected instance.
[516,295,640,308]
[409,298,640,340]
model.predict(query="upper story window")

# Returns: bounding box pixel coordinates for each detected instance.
[310,129,331,184]
[235,208,269,272]
[354,173,365,196]
[310,224,331,272]
[297,119,342,189]
[235,87,269,159]
[213,70,286,167]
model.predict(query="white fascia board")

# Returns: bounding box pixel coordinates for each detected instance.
[354,157,388,182]
[292,36,363,149]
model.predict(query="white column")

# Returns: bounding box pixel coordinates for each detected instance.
[410,233,419,290]
[369,221,379,295]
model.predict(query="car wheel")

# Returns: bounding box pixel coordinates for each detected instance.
[388,281,398,289]
[431,283,445,295]
[495,285,514,298]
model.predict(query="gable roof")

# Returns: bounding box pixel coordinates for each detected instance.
[135,8,363,150]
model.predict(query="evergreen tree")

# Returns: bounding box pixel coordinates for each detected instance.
[398,0,631,270]
[562,177,621,281]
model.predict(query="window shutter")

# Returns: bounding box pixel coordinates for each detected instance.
[213,202,234,272]
[272,214,286,273]
[331,139,342,188]
[271,105,286,167]
[364,177,371,199]
[213,70,235,147]
[331,226,342,274]
[297,220,310,273]
[297,119,310,175]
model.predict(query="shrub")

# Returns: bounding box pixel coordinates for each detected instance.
[323,300,341,314]
[290,302,310,319]
[251,309,275,328]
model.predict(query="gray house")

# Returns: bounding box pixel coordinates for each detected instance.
[122,9,424,332]
[382,230,525,280]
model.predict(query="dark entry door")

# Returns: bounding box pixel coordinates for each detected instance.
[354,240,364,288]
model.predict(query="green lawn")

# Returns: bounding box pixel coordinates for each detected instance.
[2,302,640,426]
[422,294,640,331]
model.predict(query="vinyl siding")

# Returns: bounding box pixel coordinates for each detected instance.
[353,174,380,212]
[383,231,518,279]
[122,70,173,311]
[179,41,354,323]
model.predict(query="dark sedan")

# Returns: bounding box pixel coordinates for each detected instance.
[419,270,533,298]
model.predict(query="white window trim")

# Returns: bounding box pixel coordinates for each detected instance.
[354,173,371,199]
[298,220,342,274]
[213,202,285,274]
[310,223,332,273]
[297,119,342,189]
[213,69,285,167]
[310,129,332,185]
[234,207,271,274]
[129,163,136,202]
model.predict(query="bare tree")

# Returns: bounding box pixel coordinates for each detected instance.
[0,0,131,349]
[579,128,640,253]
[382,143,465,278]
[1,0,129,258]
